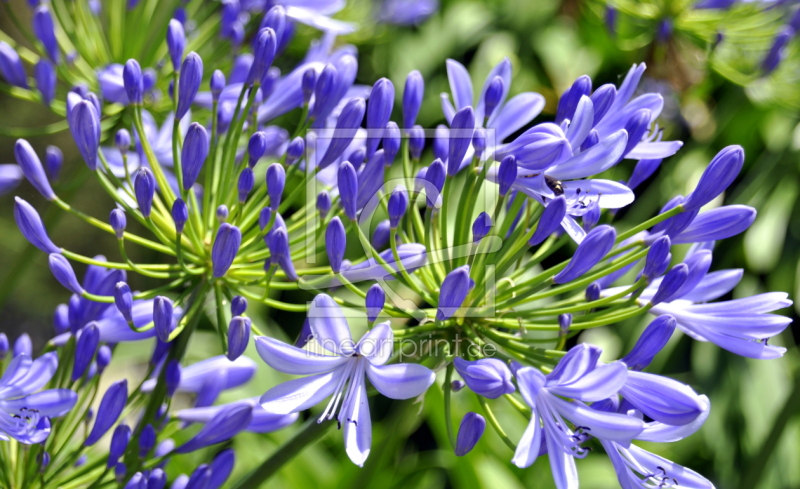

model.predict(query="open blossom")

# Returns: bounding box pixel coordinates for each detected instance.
[0,353,77,443]
[512,345,644,485]
[603,244,793,359]
[255,294,435,466]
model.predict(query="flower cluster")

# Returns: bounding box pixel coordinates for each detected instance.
[0,0,793,488]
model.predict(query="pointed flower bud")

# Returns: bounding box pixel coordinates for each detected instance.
[134,167,156,217]
[622,315,676,370]
[455,412,486,456]
[266,163,285,210]
[424,158,446,208]
[207,449,235,489]
[383,122,401,168]
[0,334,8,360]
[366,78,395,158]
[13,334,31,358]
[229,296,247,317]
[554,225,616,283]
[248,132,267,167]
[138,424,156,458]
[35,59,56,105]
[453,357,515,398]
[326,217,346,273]
[153,296,175,343]
[37,451,50,472]
[0,42,28,88]
[109,209,126,239]
[68,100,101,170]
[528,195,566,246]
[559,313,573,336]
[148,469,167,489]
[643,236,671,280]
[108,424,131,467]
[649,264,688,306]
[318,98,366,170]
[683,145,745,212]
[388,186,408,228]
[164,359,181,398]
[44,145,62,181]
[227,316,251,361]
[472,127,486,156]
[85,379,128,446]
[497,155,517,196]
[302,68,316,104]
[316,190,331,218]
[338,161,358,220]
[175,403,253,453]
[53,305,69,334]
[762,26,793,74]
[582,202,600,231]
[366,283,385,322]
[176,52,203,120]
[409,125,425,159]
[73,322,99,380]
[33,6,59,62]
[15,139,55,200]
[437,265,473,321]
[371,220,393,250]
[115,464,127,483]
[216,205,229,222]
[447,107,475,176]
[123,59,143,105]
[114,282,134,323]
[97,345,111,372]
[166,19,186,71]
[472,212,492,242]
[115,129,131,154]
[212,223,241,278]
[182,122,209,189]
[172,199,188,233]
[310,64,338,120]
[403,70,424,129]
[451,380,465,392]
[252,28,278,84]
[210,70,225,101]
[268,227,297,281]
[286,137,305,166]
[49,254,84,295]
[483,76,504,120]
[238,167,254,203]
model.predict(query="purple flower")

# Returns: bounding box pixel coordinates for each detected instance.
[153,296,175,343]
[85,380,128,446]
[33,6,59,62]
[453,357,514,399]
[266,163,286,210]
[14,198,59,254]
[554,225,616,283]
[437,265,473,321]
[604,246,793,359]
[182,122,209,189]
[365,78,395,158]
[683,145,744,212]
[472,212,492,242]
[166,19,185,71]
[176,403,253,453]
[318,98,366,170]
[326,217,346,273]
[172,199,188,233]
[142,356,257,409]
[447,107,475,176]
[15,139,55,200]
[0,42,28,88]
[512,345,643,479]
[176,52,203,120]
[365,284,386,322]
[35,59,56,105]
[0,352,77,443]
[49,254,84,295]
[377,0,438,25]
[123,59,143,105]
[134,167,156,217]
[455,412,485,456]
[403,70,424,129]
[175,397,297,435]
[72,323,100,380]
[256,293,436,466]
[227,316,252,361]
[212,224,242,278]
[387,185,408,228]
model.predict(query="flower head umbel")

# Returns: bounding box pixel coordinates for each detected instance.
[255,294,435,466]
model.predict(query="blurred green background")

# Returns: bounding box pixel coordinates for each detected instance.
[1,0,799,487]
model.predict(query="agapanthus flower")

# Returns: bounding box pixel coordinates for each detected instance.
[255,294,436,466]
[0,353,77,443]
